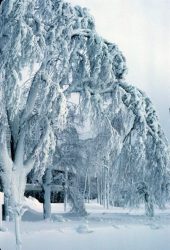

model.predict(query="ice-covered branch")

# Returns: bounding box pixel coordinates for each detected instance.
[14,130,25,167]
[21,64,42,123]
[71,29,92,38]
[24,117,49,170]
[0,139,12,172]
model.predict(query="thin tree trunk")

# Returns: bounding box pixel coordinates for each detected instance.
[106,167,110,209]
[100,176,102,205]
[104,167,107,208]
[43,169,52,220]
[4,193,10,221]
[83,168,88,201]
[64,166,68,212]
[97,176,100,204]
[88,176,91,203]
[101,167,104,206]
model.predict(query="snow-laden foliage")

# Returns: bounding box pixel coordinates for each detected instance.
[0,0,126,169]
[65,81,170,211]
[0,0,126,234]
[0,1,169,247]
[110,83,170,208]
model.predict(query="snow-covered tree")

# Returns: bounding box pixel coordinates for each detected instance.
[0,0,125,222]
[0,1,169,248]
[68,81,170,215]
[101,83,170,215]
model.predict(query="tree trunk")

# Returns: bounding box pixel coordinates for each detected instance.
[14,214,22,250]
[101,167,104,206]
[69,186,87,216]
[43,168,52,220]
[83,168,88,202]
[1,167,25,249]
[144,193,154,217]
[11,168,27,250]
[99,175,103,205]
[69,175,87,216]
[87,176,91,203]
[97,176,100,204]
[104,167,107,208]
[4,193,10,221]
[106,167,110,209]
[43,184,51,220]
[64,167,68,212]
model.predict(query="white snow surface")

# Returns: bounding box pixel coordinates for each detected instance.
[1,196,170,250]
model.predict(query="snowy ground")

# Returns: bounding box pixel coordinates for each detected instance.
[1,197,170,250]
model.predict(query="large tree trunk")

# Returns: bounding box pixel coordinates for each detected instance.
[14,213,22,250]
[2,165,28,250]
[69,174,87,216]
[69,186,87,216]
[144,193,154,217]
[10,168,27,250]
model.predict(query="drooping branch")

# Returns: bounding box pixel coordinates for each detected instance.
[64,83,117,98]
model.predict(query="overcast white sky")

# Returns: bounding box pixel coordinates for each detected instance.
[69,0,170,141]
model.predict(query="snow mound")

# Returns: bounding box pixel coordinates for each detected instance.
[23,196,42,213]
[53,215,66,222]
[76,223,93,234]
[0,226,7,232]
